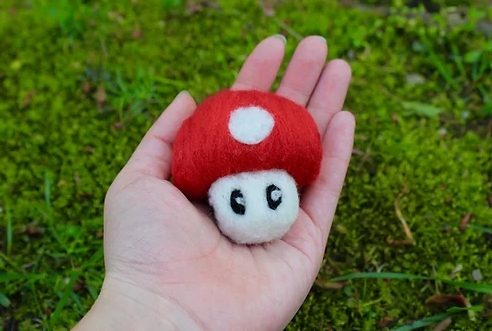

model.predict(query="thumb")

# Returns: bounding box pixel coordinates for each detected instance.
[121,91,197,183]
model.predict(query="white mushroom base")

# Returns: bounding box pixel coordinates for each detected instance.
[208,169,299,245]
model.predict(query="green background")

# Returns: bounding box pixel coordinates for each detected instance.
[1,0,492,330]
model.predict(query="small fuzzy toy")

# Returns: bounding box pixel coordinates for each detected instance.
[171,89,323,245]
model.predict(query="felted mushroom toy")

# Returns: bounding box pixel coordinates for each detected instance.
[171,89,323,245]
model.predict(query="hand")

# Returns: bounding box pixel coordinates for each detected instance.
[73,35,355,331]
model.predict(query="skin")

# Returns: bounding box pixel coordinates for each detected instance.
[72,35,355,331]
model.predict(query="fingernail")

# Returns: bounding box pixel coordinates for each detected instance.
[273,34,286,43]
[177,90,188,98]
[172,90,188,103]
[317,35,327,43]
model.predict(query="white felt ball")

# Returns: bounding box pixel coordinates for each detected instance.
[228,106,275,145]
[208,169,299,245]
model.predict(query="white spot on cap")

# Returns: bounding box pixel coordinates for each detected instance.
[228,106,275,145]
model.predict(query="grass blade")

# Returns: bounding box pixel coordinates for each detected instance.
[42,171,68,251]
[69,291,84,312]
[447,305,483,313]
[330,272,428,282]
[329,272,492,294]
[420,36,459,90]
[0,273,45,282]
[0,293,11,308]
[391,312,454,331]
[467,224,492,235]
[402,101,445,117]
[5,205,12,255]
[44,171,52,207]
[80,247,103,270]
[50,269,80,326]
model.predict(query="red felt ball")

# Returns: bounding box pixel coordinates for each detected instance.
[171,89,323,199]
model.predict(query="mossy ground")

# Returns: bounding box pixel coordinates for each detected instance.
[1,0,492,330]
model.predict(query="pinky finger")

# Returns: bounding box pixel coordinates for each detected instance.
[300,111,356,243]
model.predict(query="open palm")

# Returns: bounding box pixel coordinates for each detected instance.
[97,36,354,331]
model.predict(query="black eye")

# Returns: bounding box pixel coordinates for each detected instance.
[230,189,246,215]
[266,184,282,210]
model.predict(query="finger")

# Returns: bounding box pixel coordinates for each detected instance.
[275,36,327,106]
[230,34,286,91]
[264,112,355,277]
[123,91,197,180]
[307,59,352,136]
[300,111,355,244]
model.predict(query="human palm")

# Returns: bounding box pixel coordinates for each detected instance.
[85,35,354,331]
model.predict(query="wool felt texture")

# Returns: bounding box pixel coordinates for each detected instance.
[208,169,300,244]
[171,89,323,200]
[228,105,275,145]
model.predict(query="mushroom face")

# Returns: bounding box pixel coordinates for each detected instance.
[208,169,299,244]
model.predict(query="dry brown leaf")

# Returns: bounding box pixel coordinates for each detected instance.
[21,90,37,107]
[81,81,91,94]
[79,193,94,201]
[432,317,452,331]
[112,122,124,130]
[459,212,472,231]
[131,29,143,39]
[378,316,392,327]
[314,279,347,290]
[425,293,467,308]
[483,293,492,318]
[22,223,43,236]
[387,184,414,245]
[72,278,86,292]
[94,87,107,105]
[74,173,81,187]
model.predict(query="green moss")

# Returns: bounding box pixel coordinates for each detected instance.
[1,0,492,330]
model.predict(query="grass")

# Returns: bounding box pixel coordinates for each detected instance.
[327,268,492,330]
[1,0,492,330]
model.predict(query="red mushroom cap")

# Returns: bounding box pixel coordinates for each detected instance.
[171,89,323,199]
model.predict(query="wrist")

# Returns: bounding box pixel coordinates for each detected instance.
[72,276,205,331]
